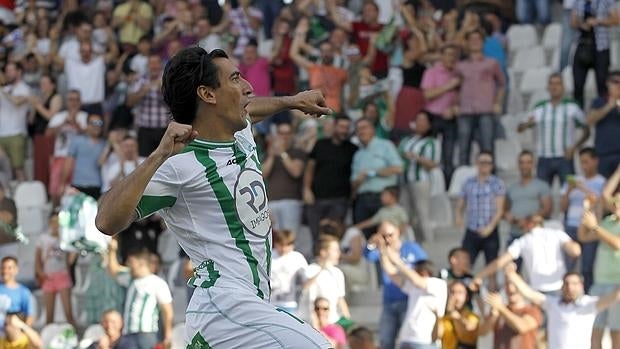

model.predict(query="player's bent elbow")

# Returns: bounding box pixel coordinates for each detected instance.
[95,213,116,236]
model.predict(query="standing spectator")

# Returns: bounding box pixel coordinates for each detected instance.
[54,20,93,63]
[579,165,620,349]
[111,0,153,52]
[478,280,543,349]
[0,183,17,250]
[269,17,296,97]
[226,0,263,57]
[304,115,357,242]
[290,18,347,113]
[586,71,620,177]
[455,151,506,291]
[421,44,460,183]
[571,0,618,108]
[399,111,441,242]
[196,18,221,54]
[46,90,87,206]
[0,61,31,182]
[365,221,428,349]
[262,122,306,234]
[126,54,169,157]
[456,30,506,166]
[516,0,551,25]
[438,247,475,310]
[61,113,107,200]
[239,39,270,97]
[506,266,620,349]
[0,256,34,327]
[354,186,409,235]
[35,212,78,327]
[561,0,578,71]
[129,35,152,78]
[107,243,173,349]
[351,118,403,237]
[473,215,582,294]
[28,75,61,189]
[299,234,351,325]
[436,281,479,349]
[87,309,130,349]
[504,151,552,240]
[379,243,447,349]
[518,74,590,186]
[101,134,143,193]
[313,297,347,349]
[0,313,42,349]
[270,230,308,314]
[560,147,606,291]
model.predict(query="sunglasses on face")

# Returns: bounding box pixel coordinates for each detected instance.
[89,120,104,127]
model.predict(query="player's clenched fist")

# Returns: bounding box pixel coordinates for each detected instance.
[155,122,198,158]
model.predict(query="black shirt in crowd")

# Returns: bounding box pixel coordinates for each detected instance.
[309,138,358,200]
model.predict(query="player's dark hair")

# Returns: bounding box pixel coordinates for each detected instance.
[162,47,228,125]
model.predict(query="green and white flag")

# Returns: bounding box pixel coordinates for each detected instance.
[59,192,110,253]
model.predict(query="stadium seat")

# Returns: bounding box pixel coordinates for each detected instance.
[171,322,186,349]
[448,166,478,198]
[495,138,522,172]
[507,24,538,51]
[429,193,453,233]
[542,23,562,50]
[14,181,48,236]
[520,67,553,94]
[511,46,546,72]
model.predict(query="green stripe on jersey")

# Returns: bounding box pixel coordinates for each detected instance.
[124,287,138,332]
[194,149,264,299]
[136,195,176,218]
[137,294,150,332]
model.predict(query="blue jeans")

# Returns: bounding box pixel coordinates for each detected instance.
[537,157,575,186]
[379,300,408,349]
[517,0,551,25]
[399,343,437,349]
[565,225,598,293]
[458,114,495,166]
[561,9,577,71]
[122,332,159,349]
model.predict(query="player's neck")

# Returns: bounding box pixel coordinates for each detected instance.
[193,115,237,143]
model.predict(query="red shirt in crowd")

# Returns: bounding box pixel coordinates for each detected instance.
[352,21,388,77]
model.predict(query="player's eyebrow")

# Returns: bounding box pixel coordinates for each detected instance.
[230,71,240,79]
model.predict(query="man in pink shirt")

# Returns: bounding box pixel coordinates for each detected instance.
[456,29,506,166]
[239,40,271,97]
[421,44,461,182]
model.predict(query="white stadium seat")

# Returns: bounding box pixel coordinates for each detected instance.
[542,23,562,50]
[14,181,48,235]
[507,24,539,51]
[512,46,546,72]
[448,166,478,198]
[520,67,553,94]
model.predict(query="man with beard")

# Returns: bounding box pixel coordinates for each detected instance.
[290,17,348,113]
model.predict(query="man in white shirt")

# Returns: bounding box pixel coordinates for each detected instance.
[379,241,447,348]
[473,215,582,293]
[0,62,31,182]
[507,265,620,349]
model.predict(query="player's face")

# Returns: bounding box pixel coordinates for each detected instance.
[212,58,254,132]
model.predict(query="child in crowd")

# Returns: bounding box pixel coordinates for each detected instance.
[270,230,308,314]
[353,186,409,236]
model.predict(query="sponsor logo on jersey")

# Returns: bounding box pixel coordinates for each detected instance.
[234,168,271,238]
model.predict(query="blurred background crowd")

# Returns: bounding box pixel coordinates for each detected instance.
[1,0,620,348]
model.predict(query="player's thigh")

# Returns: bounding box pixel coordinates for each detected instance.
[185,287,332,349]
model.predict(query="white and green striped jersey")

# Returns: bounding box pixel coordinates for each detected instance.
[528,99,586,158]
[135,121,272,299]
[399,135,440,183]
[121,274,172,334]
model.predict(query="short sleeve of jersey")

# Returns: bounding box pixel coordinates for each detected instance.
[136,161,181,219]
[569,103,586,127]
[154,277,173,304]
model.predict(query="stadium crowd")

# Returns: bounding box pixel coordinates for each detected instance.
[1,0,620,348]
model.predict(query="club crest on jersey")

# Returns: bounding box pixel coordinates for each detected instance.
[234,168,271,238]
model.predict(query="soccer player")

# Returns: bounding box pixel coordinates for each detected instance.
[95,47,332,348]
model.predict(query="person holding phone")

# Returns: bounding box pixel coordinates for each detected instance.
[0,313,42,349]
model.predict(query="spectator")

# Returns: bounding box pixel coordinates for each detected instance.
[290,17,347,113]
[99,129,128,193]
[438,247,474,310]
[586,71,620,178]
[478,280,543,349]
[299,234,350,326]
[304,114,357,242]
[560,147,606,291]
[348,326,377,349]
[269,17,296,98]
[107,243,173,349]
[126,54,169,157]
[579,165,620,349]
[0,61,31,182]
[87,309,130,349]
[421,44,460,183]
[320,220,366,292]
[365,221,428,349]
[28,74,60,189]
[46,90,87,205]
[517,74,590,186]
[226,0,263,57]
[313,297,347,349]
[516,0,551,26]
[239,39,270,98]
[399,111,440,242]
[474,215,582,294]
[571,0,618,108]
[0,256,34,327]
[506,266,620,349]
[351,118,403,238]
[111,0,153,52]
[262,122,306,234]
[34,212,78,327]
[270,230,308,314]
[129,35,152,77]
[436,281,479,349]
[561,0,578,71]
[0,147,12,194]
[455,30,506,166]
[379,244,447,349]
[61,113,106,199]
[504,150,552,240]
[54,20,93,63]
[455,151,506,291]
[0,313,42,349]
[0,183,18,250]
[354,186,409,235]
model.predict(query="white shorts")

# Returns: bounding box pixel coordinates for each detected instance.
[185,286,332,348]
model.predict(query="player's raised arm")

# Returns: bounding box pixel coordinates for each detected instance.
[95,122,197,235]
[247,90,332,123]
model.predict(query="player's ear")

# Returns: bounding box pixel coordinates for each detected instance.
[197,85,216,105]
